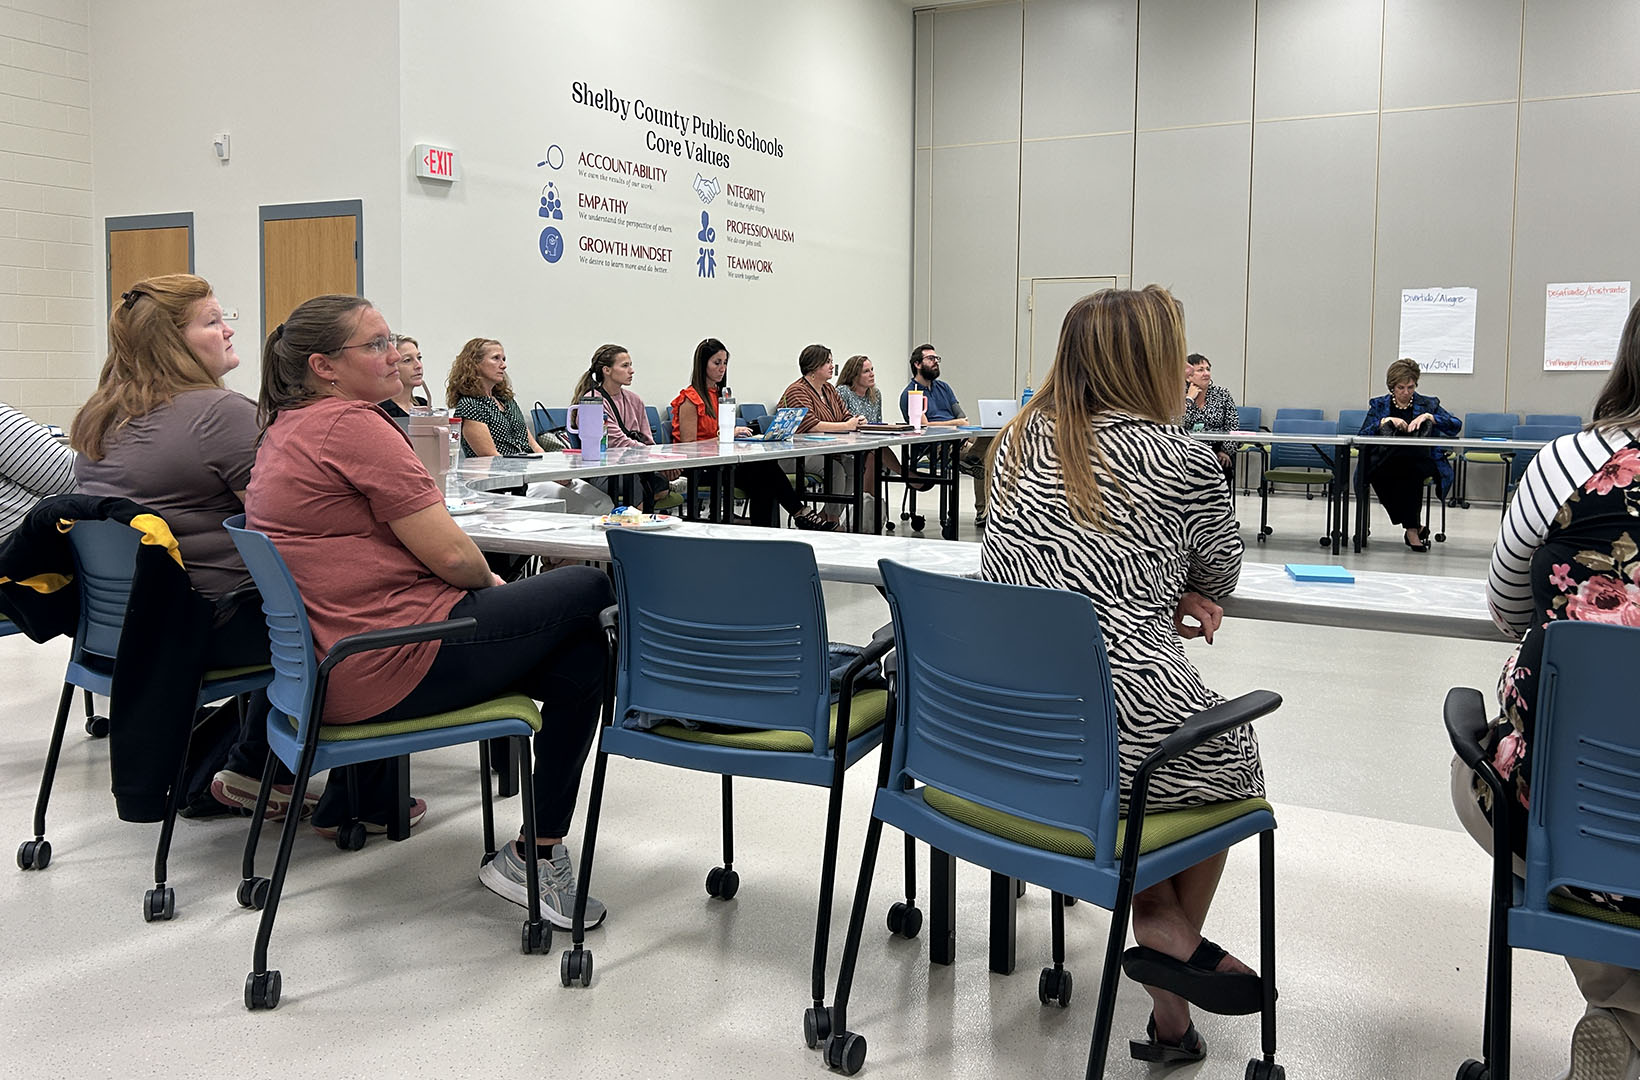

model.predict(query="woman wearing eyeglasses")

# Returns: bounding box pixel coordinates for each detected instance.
[378,334,429,418]
[446,338,543,457]
[248,295,611,926]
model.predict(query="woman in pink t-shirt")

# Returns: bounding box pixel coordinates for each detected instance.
[569,343,678,512]
[247,295,612,930]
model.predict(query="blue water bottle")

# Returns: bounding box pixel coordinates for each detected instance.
[1021,385,1033,405]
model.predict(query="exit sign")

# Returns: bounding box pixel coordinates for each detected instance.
[414,143,459,182]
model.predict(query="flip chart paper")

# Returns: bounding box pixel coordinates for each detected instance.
[1398,287,1477,374]
[1545,282,1631,371]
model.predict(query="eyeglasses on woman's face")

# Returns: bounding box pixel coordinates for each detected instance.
[337,336,396,358]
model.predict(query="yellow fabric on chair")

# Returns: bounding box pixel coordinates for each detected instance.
[922,786,1274,859]
[1549,891,1640,930]
[648,689,889,752]
[286,692,544,742]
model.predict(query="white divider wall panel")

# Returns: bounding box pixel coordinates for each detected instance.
[916,0,1640,419]
[397,0,913,413]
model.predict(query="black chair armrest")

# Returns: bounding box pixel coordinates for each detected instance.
[1139,690,1282,775]
[1444,687,1492,773]
[869,620,894,648]
[599,603,619,633]
[317,617,478,677]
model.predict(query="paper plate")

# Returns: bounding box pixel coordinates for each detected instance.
[594,513,679,530]
[445,500,486,516]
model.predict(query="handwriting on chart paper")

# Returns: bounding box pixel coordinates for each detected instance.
[1544,282,1631,371]
[1399,287,1477,374]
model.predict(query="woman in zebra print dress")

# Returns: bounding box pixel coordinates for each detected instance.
[981,285,1265,1063]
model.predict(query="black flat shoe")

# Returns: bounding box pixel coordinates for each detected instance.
[1130,1014,1207,1065]
[1122,939,1269,1015]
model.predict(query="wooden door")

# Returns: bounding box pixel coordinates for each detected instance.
[107,220,191,313]
[261,210,359,336]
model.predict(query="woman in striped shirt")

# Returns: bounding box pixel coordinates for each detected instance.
[0,401,74,543]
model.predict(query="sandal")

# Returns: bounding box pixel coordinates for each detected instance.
[1121,937,1269,1016]
[1129,1013,1207,1065]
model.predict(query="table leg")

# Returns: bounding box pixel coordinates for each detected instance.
[988,871,1017,974]
[852,449,867,534]
[944,443,960,542]
[930,846,956,965]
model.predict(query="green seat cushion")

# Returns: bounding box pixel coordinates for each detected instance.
[1548,891,1640,930]
[1464,451,1507,464]
[1263,469,1331,485]
[203,664,272,682]
[296,692,543,741]
[648,689,888,752]
[922,786,1274,859]
[653,491,684,511]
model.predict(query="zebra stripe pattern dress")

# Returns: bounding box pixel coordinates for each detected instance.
[979,410,1265,811]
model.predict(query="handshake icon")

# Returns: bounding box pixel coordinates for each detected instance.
[693,174,720,204]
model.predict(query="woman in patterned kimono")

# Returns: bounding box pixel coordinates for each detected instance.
[1458,297,1640,1080]
[981,285,1265,1066]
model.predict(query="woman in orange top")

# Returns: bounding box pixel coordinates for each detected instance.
[670,338,833,530]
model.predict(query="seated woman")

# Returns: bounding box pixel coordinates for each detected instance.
[70,273,312,821]
[1356,358,1461,552]
[248,294,611,928]
[1456,297,1640,1080]
[378,334,429,418]
[446,337,543,457]
[778,344,869,527]
[570,343,678,512]
[982,285,1265,1066]
[0,400,75,544]
[1183,353,1237,483]
[671,337,835,531]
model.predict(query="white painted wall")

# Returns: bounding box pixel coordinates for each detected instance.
[0,0,94,427]
[398,0,915,415]
[88,0,401,400]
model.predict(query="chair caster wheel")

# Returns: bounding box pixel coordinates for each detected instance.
[85,715,108,738]
[143,886,175,922]
[335,822,367,851]
[236,876,271,910]
[16,838,50,870]
[1246,1059,1285,1080]
[1038,965,1073,1006]
[705,865,739,899]
[1456,1060,1489,1080]
[560,947,592,986]
[911,515,926,532]
[804,1005,832,1049]
[1261,525,1273,535]
[1436,532,1447,543]
[1317,536,1330,547]
[824,1031,867,1076]
[885,901,922,939]
[522,920,551,955]
[244,970,281,1011]
[1255,533,1267,544]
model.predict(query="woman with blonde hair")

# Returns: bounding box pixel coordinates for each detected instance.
[446,337,542,457]
[379,334,428,418]
[982,285,1265,1066]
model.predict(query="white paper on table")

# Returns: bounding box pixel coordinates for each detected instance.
[1545,282,1631,371]
[1398,287,1477,374]
[490,518,588,533]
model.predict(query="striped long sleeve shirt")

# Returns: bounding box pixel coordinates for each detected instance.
[0,402,75,542]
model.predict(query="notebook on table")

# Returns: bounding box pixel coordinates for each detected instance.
[1284,564,1355,584]
[735,406,807,442]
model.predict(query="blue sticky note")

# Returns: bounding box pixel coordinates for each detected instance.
[1284,563,1355,583]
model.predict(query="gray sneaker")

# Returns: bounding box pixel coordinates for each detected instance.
[480,841,608,929]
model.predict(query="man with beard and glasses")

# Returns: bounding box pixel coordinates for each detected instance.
[899,343,993,529]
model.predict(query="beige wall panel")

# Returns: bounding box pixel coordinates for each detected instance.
[1136,0,1254,130]
[1382,0,1523,110]
[1522,0,1640,99]
[929,141,1020,400]
[1254,0,1383,119]
[930,3,1022,146]
[1021,0,1137,140]
[1017,134,1133,281]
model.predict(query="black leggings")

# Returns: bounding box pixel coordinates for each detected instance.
[1369,453,1439,528]
[732,460,805,526]
[372,565,613,837]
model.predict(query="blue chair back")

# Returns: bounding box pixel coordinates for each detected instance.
[1510,423,1579,484]
[606,529,830,744]
[1274,408,1324,422]
[66,519,141,663]
[1235,405,1261,431]
[644,405,668,444]
[1465,412,1520,440]
[531,406,551,438]
[1524,413,1580,428]
[1269,417,1337,472]
[1521,621,1640,965]
[1336,409,1367,435]
[877,560,1122,866]
[738,403,768,429]
[223,516,321,747]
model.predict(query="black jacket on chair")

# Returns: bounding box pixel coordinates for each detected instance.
[0,495,214,821]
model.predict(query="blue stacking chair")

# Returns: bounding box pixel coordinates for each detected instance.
[1456,412,1520,508]
[1445,621,1640,1080]
[1272,407,1323,422]
[1523,413,1581,428]
[1507,423,1580,491]
[1337,410,1369,466]
[14,517,271,925]
[1230,406,1267,494]
[1258,418,1339,546]
[557,530,893,1003]
[818,562,1283,1079]
[222,517,551,1010]
[738,402,769,430]
[644,404,668,445]
[0,613,21,637]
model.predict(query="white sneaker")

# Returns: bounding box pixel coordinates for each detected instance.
[1555,1008,1640,1080]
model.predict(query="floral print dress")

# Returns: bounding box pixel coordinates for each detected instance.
[1477,439,1640,915]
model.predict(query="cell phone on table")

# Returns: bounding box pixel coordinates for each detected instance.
[502,452,544,459]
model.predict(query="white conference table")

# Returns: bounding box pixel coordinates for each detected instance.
[458,510,1510,642]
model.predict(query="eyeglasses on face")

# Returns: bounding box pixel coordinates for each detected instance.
[336,336,395,357]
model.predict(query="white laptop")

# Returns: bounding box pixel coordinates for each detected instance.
[976,398,1019,428]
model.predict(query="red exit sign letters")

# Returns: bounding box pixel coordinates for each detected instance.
[414,143,460,182]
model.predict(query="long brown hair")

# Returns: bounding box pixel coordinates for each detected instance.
[1592,298,1640,433]
[71,273,220,460]
[991,285,1187,529]
[447,338,513,405]
[837,354,880,406]
[257,294,374,430]
[690,337,729,418]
